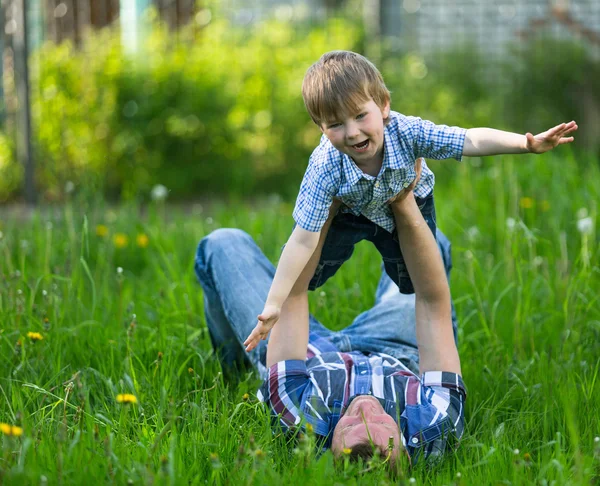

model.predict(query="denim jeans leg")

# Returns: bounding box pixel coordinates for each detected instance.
[194,228,335,380]
[337,229,458,372]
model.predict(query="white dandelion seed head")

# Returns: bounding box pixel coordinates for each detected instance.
[576,207,588,220]
[17,289,22,295]
[205,217,214,225]
[409,478,416,484]
[64,181,75,194]
[577,217,593,235]
[151,184,168,202]
[465,250,474,261]
[513,448,520,455]
[456,472,462,478]
[506,218,516,232]
[532,256,544,267]
[42,290,47,296]
[319,291,326,297]
[117,267,123,274]
[594,436,599,443]
[467,226,480,241]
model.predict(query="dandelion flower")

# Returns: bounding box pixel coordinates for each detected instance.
[254,449,265,459]
[519,197,534,209]
[136,234,149,248]
[96,225,109,237]
[343,447,352,455]
[151,184,168,202]
[577,217,593,235]
[306,423,313,433]
[0,423,23,437]
[113,233,129,248]
[242,393,250,401]
[27,332,43,341]
[116,393,138,404]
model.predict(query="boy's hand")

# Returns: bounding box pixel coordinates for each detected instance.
[243,304,281,352]
[526,121,577,154]
[387,158,423,209]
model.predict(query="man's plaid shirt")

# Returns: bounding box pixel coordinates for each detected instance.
[292,111,467,233]
[257,331,467,462]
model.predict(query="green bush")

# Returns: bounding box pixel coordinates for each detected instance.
[1,13,596,203]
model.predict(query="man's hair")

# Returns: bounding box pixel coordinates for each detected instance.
[302,50,391,126]
[347,441,378,462]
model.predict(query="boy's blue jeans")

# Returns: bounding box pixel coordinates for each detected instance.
[194,226,457,381]
[309,194,436,294]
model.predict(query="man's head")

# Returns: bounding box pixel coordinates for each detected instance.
[302,50,391,128]
[331,395,403,464]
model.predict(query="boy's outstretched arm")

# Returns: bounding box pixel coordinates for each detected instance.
[463,121,577,157]
[244,200,341,352]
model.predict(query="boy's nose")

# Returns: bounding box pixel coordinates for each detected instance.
[345,124,360,141]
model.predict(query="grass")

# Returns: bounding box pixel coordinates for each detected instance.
[0,151,599,485]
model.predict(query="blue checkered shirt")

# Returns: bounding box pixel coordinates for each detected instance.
[257,333,467,462]
[292,111,467,233]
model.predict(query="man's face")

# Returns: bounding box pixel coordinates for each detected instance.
[331,395,402,460]
[320,98,390,169]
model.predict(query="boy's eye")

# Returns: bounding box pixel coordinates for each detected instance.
[328,122,341,129]
[356,113,367,119]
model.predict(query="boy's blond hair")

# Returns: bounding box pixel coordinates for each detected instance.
[302,50,391,127]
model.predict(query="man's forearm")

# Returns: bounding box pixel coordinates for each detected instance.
[463,128,529,157]
[392,196,461,374]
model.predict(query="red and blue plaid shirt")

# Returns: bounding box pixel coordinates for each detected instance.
[258,331,467,462]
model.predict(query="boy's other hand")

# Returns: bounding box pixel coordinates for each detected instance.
[243,304,281,352]
[387,157,424,208]
[526,121,578,154]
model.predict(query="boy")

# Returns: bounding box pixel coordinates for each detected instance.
[244,50,577,352]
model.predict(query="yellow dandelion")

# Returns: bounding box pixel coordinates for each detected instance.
[188,367,194,374]
[113,233,129,248]
[254,449,265,459]
[343,447,352,455]
[541,200,550,212]
[115,393,138,404]
[27,331,43,341]
[0,423,23,437]
[242,393,250,401]
[96,225,109,237]
[306,423,313,433]
[519,197,534,209]
[136,233,149,248]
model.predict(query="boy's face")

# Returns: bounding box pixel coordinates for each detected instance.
[320,98,390,168]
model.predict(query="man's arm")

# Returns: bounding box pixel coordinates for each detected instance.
[265,201,341,367]
[390,191,461,375]
[463,121,577,157]
[244,225,320,352]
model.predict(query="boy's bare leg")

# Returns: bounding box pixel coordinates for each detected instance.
[266,201,341,367]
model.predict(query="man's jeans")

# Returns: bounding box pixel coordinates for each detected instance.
[194,228,457,381]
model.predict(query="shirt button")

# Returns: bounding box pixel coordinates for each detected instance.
[403,182,409,188]
[375,182,380,188]
[412,437,419,444]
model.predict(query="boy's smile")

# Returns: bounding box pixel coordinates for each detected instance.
[320,99,390,174]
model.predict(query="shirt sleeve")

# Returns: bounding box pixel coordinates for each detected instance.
[257,360,312,432]
[292,151,337,233]
[401,372,467,463]
[402,116,467,161]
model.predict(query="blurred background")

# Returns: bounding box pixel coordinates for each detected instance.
[0,0,599,204]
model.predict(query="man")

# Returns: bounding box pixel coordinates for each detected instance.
[194,182,466,466]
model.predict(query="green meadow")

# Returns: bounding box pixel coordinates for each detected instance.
[0,151,599,485]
